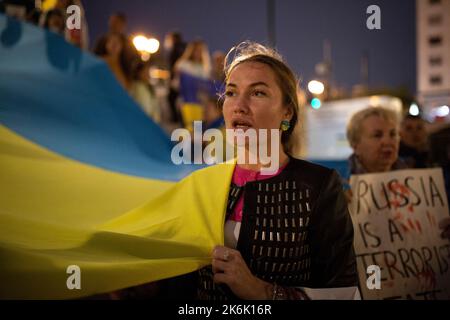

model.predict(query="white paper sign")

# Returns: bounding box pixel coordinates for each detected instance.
[349,168,450,300]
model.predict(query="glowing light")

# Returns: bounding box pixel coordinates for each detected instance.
[307,80,325,95]
[436,105,449,117]
[132,35,160,54]
[132,35,149,52]
[311,98,322,109]
[141,52,150,61]
[150,68,170,80]
[147,38,160,54]
[409,103,419,116]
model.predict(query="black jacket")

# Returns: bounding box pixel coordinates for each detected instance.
[197,158,358,300]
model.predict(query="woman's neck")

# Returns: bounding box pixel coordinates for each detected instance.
[364,162,392,173]
[237,148,290,172]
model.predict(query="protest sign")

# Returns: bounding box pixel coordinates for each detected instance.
[349,168,450,299]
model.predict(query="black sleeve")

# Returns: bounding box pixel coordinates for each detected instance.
[309,169,359,288]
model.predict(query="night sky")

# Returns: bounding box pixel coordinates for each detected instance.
[84,0,416,95]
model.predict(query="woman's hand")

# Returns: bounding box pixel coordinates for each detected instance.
[439,217,450,240]
[211,245,273,299]
[344,188,353,204]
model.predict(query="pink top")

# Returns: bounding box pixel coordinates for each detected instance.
[228,162,288,222]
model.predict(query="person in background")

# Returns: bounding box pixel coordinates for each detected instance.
[26,7,42,25]
[173,40,211,131]
[0,0,35,20]
[211,50,226,84]
[164,31,186,125]
[41,8,65,35]
[344,107,409,203]
[95,12,139,78]
[130,61,160,124]
[203,96,224,131]
[347,107,450,241]
[347,107,408,175]
[428,124,450,240]
[109,12,139,65]
[92,12,127,47]
[40,0,89,49]
[108,12,126,35]
[399,114,430,168]
[200,95,225,165]
[94,32,132,91]
[174,40,211,80]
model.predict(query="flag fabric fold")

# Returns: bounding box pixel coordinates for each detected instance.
[0,14,232,299]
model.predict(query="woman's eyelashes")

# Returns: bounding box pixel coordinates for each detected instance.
[252,89,267,97]
[224,88,268,98]
[224,90,236,97]
[224,88,269,98]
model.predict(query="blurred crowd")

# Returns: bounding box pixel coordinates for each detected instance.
[1,1,450,178]
[2,1,450,179]
[1,0,89,48]
[1,0,225,135]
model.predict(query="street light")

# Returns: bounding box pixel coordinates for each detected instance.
[307,80,325,95]
[311,98,322,109]
[132,35,149,51]
[436,105,449,117]
[147,38,160,54]
[408,103,419,116]
[132,35,160,61]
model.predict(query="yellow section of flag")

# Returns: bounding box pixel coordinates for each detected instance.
[0,125,234,299]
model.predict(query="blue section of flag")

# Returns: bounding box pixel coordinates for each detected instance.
[308,159,349,181]
[178,71,219,104]
[0,14,197,181]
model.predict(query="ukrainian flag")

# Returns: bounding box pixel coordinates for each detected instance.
[0,14,233,299]
[178,70,218,132]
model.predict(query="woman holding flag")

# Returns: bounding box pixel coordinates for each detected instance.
[177,41,360,300]
[0,29,359,298]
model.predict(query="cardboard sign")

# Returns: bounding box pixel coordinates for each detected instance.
[349,168,450,300]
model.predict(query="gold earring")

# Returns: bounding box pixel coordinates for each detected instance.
[281,120,290,131]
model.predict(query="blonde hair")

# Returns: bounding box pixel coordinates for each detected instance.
[346,106,399,147]
[177,40,211,76]
[223,41,300,154]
